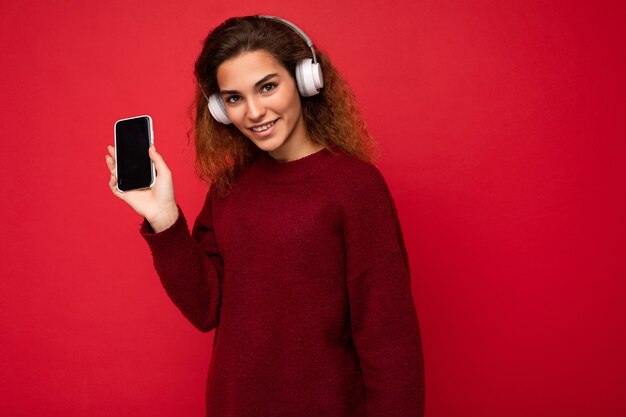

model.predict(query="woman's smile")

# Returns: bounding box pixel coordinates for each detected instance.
[249,119,278,135]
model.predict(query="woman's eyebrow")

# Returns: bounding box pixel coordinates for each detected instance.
[220,73,279,95]
[254,73,279,87]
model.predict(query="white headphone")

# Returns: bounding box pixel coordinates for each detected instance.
[202,15,324,125]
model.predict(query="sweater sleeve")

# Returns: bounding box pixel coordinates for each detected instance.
[139,190,223,332]
[343,166,425,417]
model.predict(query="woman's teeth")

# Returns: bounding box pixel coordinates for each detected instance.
[252,120,275,132]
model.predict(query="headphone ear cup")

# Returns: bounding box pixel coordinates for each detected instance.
[295,58,324,97]
[208,93,232,124]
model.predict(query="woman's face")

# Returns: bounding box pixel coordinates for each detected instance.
[216,50,312,161]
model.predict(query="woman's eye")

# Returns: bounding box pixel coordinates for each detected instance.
[261,83,277,93]
[225,95,240,104]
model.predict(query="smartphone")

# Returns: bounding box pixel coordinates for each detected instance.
[114,115,155,192]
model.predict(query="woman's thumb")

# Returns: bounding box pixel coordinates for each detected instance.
[149,145,169,173]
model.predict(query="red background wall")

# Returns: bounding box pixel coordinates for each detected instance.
[1,1,624,416]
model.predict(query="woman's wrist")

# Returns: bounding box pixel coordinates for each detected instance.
[147,203,179,233]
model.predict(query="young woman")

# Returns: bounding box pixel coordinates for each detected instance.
[105,15,424,417]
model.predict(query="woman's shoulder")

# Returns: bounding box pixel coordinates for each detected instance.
[327,150,391,199]
[331,148,386,181]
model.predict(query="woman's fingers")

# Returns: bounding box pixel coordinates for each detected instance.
[105,154,115,174]
[108,173,120,195]
[105,146,116,174]
[149,145,170,177]
[105,145,120,195]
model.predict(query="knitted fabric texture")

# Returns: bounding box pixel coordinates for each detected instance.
[140,147,425,416]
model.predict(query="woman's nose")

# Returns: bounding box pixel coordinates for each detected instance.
[246,96,267,121]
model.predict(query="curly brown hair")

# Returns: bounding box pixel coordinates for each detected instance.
[191,15,378,196]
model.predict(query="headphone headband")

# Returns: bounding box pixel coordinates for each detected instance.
[258,15,318,64]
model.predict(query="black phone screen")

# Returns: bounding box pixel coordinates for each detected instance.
[115,116,153,192]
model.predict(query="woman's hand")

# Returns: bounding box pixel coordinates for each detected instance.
[105,145,179,232]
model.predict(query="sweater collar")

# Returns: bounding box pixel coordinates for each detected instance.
[252,146,340,183]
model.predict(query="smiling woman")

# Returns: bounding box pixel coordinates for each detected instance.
[215,51,320,161]
[105,14,425,417]
[193,16,377,196]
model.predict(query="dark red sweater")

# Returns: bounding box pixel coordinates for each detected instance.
[140,147,425,416]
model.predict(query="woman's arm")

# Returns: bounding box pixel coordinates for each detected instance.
[343,165,425,416]
[140,191,223,333]
[105,144,222,332]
